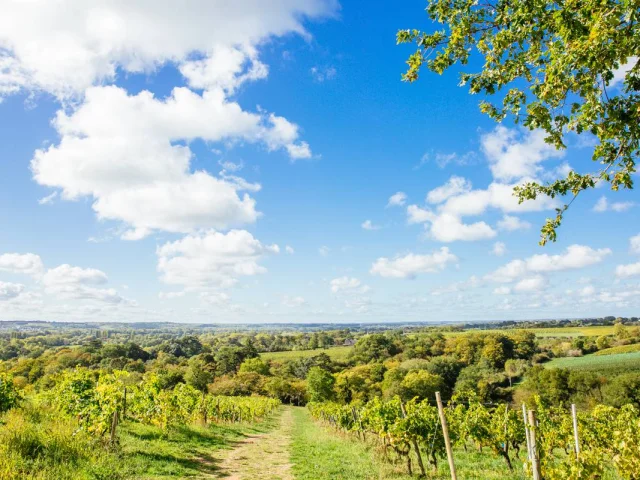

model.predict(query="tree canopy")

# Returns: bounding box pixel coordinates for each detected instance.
[398,0,639,244]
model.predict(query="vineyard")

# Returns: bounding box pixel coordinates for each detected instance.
[308,395,640,480]
[44,368,280,439]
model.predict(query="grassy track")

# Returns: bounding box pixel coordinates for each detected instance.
[290,407,529,480]
[545,350,640,374]
[260,346,352,362]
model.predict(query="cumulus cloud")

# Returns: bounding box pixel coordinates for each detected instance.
[282,295,307,307]
[593,196,635,213]
[361,220,381,231]
[330,276,369,294]
[616,262,640,278]
[156,229,279,290]
[487,244,612,283]
[30,86,316,238]
[630,234,640,255]
[514,276,548,293]
[0,0,336,99]
[0,253,44,276]
[497,215,531,232]
[285,245,295,255]
[43,264,126,304]
[426,176,472,204]
[407,206,496,242]
[370,247,457,279]
[387,192,407,207]
[491,242,507,257]
[318,246,330,257]
[310,66,337,82]
[0,281,25,301]
[481,126,565,182]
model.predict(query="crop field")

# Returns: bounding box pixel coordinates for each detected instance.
[260,346,353,362]
[446,325,617,338]
[594,343,640,356]
[544,350,640,375]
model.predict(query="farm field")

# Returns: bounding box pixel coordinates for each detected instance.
[260,346,353,362]
[544,350,640,374]
[446,325,617,338]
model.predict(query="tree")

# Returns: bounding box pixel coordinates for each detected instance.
[306,367,335,402]
[239,357,270,376]
[185,356,215,393]
[398,0,639,245]
[399,370,444,401]
[0,373,20,413]
[351,334,399,364]
[504,359,529,387]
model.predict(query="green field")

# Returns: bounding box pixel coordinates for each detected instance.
[445,325,616,338]
[544,350,640,374]
[594,343,640,356]
[261,346,353,362]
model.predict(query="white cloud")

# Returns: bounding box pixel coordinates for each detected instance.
[514,276,547,293]
[43,264,108,287]
[497,215,531,232]
[525,245,612,272]
[387,192,407,207]
[285,245,295,255]
[417,151,477,169]
[361,220,381,231]
[38,192,58,205]
[593,196,635,213]
[616,262,640,278]
[218,159,244,172]
[319,246,330,257]
[578,285,596,297]
[493,286,511,295]
[610,57,639,87]
[30,86,316,239]
[179,45,268,93]
[428,213,496,242]
[330,276,369,294]
[0,253,44,276]
[282,295,307,307]
[310,66,337,82]
[487,244,612,283]
[481,126,565,182]
[0,0,336,99]
[491,242,507,256]
[156,229,279,290]
[426,176,472,204]
[630,234,640,255]
[0,282,25,301]
[43,264,126,304]
[370,247,457,279]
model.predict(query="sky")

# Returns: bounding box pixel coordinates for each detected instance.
[0,0,639,324]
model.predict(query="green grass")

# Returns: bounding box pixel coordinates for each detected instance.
[545,350,640,374]
[594,343,640,356]
[291,407,529,480]
[261,346,353,362]
[0,405,279,480]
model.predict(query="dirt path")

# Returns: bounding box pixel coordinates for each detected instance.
[213,407,294,480]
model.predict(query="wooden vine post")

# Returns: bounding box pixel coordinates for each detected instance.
[435,392,457,480]
[571,404,580,459]
[400,400,426,477]
[110,410,119,446]
[522,403,533,461]
[527,410,541,480]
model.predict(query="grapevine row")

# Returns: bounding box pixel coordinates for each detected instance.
[45,368,280,437]
[308,395,640,479]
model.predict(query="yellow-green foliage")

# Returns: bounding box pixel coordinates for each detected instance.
[594,343,640,356]
[260,346,353,362]
[0,406,127,480]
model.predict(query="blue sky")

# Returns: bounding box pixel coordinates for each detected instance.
[0,0,638,323]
